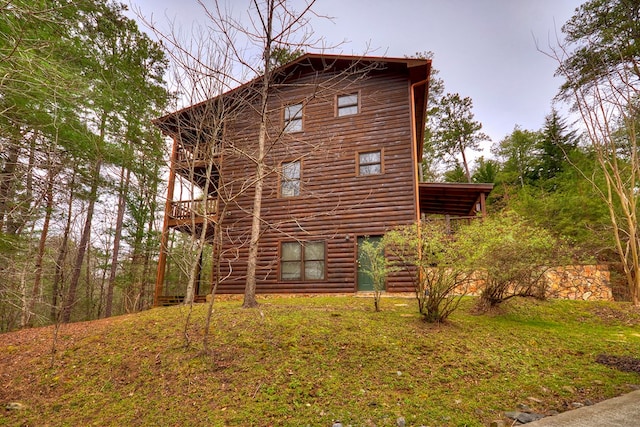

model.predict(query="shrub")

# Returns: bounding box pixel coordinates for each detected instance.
[384,222,471,322]
[455,212,558,311]
[358,237,396,312]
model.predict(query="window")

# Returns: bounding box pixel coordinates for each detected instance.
[281,241,326,281]
[281,160,300,197]
[337,93,359,116]
[284,103,303,132]
[358,150,382,176]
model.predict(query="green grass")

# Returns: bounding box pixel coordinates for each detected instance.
[1,296,639,426]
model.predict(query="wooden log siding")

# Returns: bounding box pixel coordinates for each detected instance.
[215,67,419,294]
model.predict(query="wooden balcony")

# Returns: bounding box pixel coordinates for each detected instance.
[167,198,218,240]
[174,145,222,191]
[156,295,207,306]
[176,143,222,169]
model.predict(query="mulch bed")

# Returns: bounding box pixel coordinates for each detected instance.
[596,354,640,374]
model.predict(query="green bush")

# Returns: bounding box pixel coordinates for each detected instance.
[455,212,558,310]
[358,237,396,312]
[384,222,471,322]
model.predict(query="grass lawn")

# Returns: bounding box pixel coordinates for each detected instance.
[1,295,639,426]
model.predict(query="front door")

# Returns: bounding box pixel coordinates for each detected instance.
[357,235,383,291]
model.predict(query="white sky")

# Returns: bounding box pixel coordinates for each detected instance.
[129,0,584,153]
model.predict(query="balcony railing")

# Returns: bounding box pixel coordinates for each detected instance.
[170,198,217,220]
[176,143,222,165]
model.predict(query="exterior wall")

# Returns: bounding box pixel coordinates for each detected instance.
[215,67,418,294]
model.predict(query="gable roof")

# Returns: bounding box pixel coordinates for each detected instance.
[154,53,431,158]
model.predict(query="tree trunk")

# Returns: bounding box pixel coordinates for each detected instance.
[204,214,224,351]
[184,242,205,304]
[243,162,264,308]
[51,173,75,321]
[243,14,274,308]
[61,158,102,323]
[24,168,55,327]
[458,141,472,183]
[85,236,93,319]
[105,164,131,317]
[0,138,20,233]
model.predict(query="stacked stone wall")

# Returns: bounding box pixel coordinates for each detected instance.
[544,264,612,301]
[455,265,613,301]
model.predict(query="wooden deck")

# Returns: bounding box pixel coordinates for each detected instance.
[156,295,208,306]
[167,198,218,240]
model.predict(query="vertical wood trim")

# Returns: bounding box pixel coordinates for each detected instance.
[410,78,429,276]
[410,78,428,223]
[154,137,178,306]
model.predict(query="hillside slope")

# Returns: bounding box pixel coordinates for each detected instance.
[1,296,639,426]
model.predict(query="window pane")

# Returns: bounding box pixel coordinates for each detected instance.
[338,105,358,116]
[281,161,300,197]
[282,242,301,261]
[305,261,325,280]
[281,181,299,197]
[285,104,303,120]
[286,118,302,132]
[359,151,380,165]
[283,161,300,179]
[338,94,358,117]
[360,164,381,176]
[285,104,303,133]
[282,261,301,280]
[338,94,358,107]
[305,242,325,260]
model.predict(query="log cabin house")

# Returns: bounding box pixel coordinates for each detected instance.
[153,54,493,305]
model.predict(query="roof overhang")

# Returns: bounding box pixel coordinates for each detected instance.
[419,182,494,217]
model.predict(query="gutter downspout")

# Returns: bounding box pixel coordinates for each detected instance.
[410,77,429,229]
[410,77,429,288]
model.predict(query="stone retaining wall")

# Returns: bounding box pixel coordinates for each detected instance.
[544,264,612,301]
[459,265,613,301]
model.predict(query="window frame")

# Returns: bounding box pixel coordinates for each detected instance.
[283,102,303,133]
[280,241,327,282]
[356,149,384,176]
[279,159,301,198]
[336,92,360,117]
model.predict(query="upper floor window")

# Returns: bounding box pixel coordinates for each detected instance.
[281,160,300,197]
[337,93,359,117]
[358,150,382,176]
[284,103,303,133]
[281,241,326,281]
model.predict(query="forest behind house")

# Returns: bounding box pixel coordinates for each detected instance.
[1,0,640,332]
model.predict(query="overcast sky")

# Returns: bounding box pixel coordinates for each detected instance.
[129,0,585,153]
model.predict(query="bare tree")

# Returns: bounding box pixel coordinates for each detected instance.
[550,44,640,306]
[143,0,331,310]
[201,0,323,308]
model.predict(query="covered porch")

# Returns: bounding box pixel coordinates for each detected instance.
[418,182,494,232]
